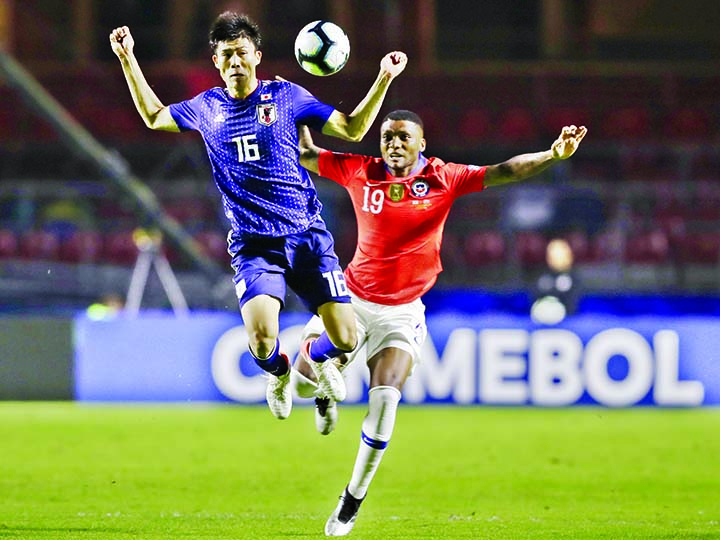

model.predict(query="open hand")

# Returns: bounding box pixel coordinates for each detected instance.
[110,26,134,59]
[551,125,587,159]
[380,51,408,79]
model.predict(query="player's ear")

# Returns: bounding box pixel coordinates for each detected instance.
[256,50,262,64]
[419,138,426,152]
[212,54,219,69]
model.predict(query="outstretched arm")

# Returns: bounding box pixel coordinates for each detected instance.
[484,125,587,187]
[297,125,322,174]
[321,51,408,142]
[109,26,179,132]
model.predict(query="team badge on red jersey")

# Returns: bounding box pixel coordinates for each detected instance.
[257,103,277,126]
[388,183,405,202]
[410,179,429,198]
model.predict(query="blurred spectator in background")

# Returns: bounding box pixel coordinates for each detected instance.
[530,237,580,324]
[39,198,97,239]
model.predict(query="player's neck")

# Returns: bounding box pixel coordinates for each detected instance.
[226,77,259,100]
[386,154,427,178]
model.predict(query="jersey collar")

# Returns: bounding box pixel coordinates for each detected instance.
[384,153,428,179]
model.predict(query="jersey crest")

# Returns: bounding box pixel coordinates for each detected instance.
[257,103,277,126]
[387,183,405,202]
[410,179,429,198]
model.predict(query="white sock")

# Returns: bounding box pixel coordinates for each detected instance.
[290,368,318,398]
[347,386,401,499]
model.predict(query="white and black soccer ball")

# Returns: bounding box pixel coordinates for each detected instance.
[294,20,350,76]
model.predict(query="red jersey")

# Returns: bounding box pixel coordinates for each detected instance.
[318,150,486,305]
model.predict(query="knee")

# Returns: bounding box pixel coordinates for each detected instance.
[249,328,279,359]
[329,324,357,352]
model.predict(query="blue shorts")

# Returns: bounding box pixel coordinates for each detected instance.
[228,219,351,315]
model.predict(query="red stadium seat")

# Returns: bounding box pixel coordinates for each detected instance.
[102,230,139,266]
[163,198,217,227]
[561,230,591,264]
[19,230,61,261]
[194,230,229,264]
[588,229,624,263]
[439,231,467,280]
[457,108,492,145]
[60,230,103,264]
[602,107,652,140]
[0,229,19,259]
[513,231,547,268]
[663,108,712,140]
[675,232,720,265]
[623,229,670,264]
[463,230,506,267]
[496,108,537,143]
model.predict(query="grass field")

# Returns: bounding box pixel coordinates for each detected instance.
[0,403,718,539]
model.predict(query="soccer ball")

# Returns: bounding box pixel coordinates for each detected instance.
[294,20,350,76]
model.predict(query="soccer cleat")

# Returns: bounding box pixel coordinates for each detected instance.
[265,358,292,419]
[300,338,347,402]
[324,487,364,536]
[315,396,338,435]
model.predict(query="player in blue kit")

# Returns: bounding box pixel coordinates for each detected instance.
[109,12,408,419]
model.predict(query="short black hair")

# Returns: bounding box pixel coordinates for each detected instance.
[209,12,262,52]
[382,109,424,130]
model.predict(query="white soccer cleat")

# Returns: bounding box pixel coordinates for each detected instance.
[301,339,347,402]
[266,370,292,419]
[314,396,338,435]
[325,487,364,536]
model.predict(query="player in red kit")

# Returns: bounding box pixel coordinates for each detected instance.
[293,110,587,536]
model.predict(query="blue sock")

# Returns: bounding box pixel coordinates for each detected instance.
[309,332,348,363]
[252,340,289,377]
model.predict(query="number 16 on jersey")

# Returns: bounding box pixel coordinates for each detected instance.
[323,270,348,297]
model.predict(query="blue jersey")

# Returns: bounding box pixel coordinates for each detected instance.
[169,81,334,237]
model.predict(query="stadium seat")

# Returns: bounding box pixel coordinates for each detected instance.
[60,230,104,264]
[102,230,139,266]
[0,229,19,259]
[496,108,537,143]
[623,229,670,264]
[193,230,229,264]
[411,107,447,139]
[512,231,547,268]
[588,229,624,263]
[689,152,720,181]
[463,230,506,267]
[439,231,467,281]
[674,232,720,265]
[561,230,591,264]
[162,198,217,228]
[690,180,720,222]
[457,108,492,145]
[19,230,61,261]
[602,106,653,140]
[620,148,678,182]
[663,107,713,140]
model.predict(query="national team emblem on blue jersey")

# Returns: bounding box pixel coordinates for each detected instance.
[257,103,277,126]
[410,179,429,198]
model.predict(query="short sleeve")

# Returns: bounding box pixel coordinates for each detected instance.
[318,150,367,187]
[168,94,203,132]
[290,83,335,132]
[447,163,487,196]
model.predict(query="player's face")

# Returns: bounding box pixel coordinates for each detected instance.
[213,37,262,96]
[380,120,426,177]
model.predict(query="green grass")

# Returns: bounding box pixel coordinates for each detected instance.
[0,403,718,539]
